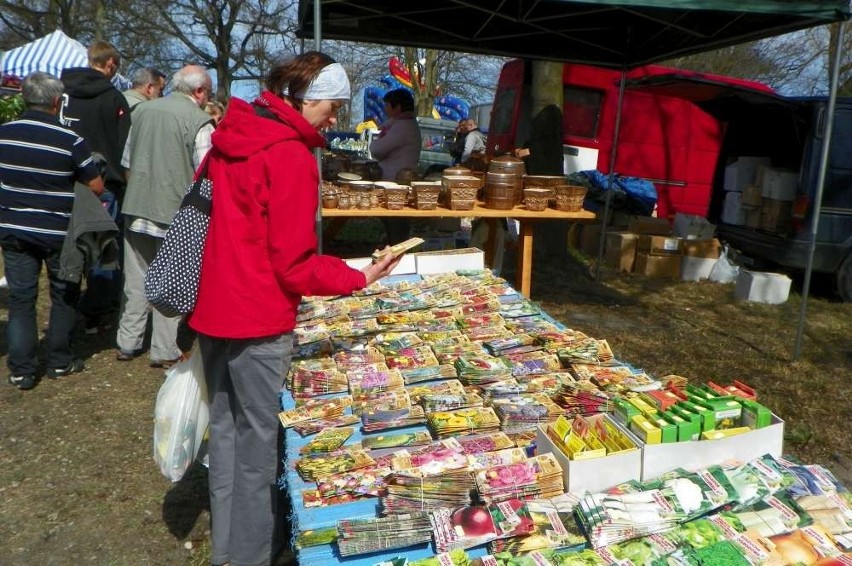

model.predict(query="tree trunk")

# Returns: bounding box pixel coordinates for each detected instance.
[530,60,563,116]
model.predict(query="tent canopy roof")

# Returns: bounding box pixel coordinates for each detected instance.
[298,0,849,68]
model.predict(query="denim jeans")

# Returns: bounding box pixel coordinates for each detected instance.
[3,239,81,376]
[78,189,123,319]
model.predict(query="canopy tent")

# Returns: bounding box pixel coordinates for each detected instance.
[0,30,131,90]
[298,0,850,358]
[297,0,848,69]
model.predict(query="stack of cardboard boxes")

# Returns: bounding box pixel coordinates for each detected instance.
[601,214,721,281]
[724,156,797,234]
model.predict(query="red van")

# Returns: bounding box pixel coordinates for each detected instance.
[487,60,775,220]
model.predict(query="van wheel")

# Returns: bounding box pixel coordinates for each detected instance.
[838,254,852,302]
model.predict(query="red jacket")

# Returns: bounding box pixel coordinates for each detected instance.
[188,92,366,339]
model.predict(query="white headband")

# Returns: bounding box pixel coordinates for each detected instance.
[283,62,350,101]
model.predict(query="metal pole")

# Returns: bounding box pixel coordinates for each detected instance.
[793,20,845,359]
[314,0,324,253]
[594,68,627,280]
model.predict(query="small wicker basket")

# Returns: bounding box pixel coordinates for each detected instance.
[553,185,588,212]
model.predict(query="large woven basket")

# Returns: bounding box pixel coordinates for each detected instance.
[553,184,588,212]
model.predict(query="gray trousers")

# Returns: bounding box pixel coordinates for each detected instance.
[116,229,181,361]
[200,333,292,566]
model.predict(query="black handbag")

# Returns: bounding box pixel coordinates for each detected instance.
[144,160,212,317]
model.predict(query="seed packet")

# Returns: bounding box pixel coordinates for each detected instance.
[427,407,501,438]
[277,396,352,428]
[347,367,405,396]
[316,466,390,498]
[489,496,587,554]
[362,431,433,451]
[400,364,457,384]
[406,379,466,403]
[456,432,515,455]
[294,526,338,548]
[385,345,439,370]
[291,367,349,398]
[420,392,484,413]
[431,505,498,552]
[299,427,354,455]
[374,332,424,353]
[295,448,375,481]
[292,338,334,360]
[499,301,541,319]
[362,405,426,433]
[336,512,433,557]
[557,339,614,365]
[292,414,361,436]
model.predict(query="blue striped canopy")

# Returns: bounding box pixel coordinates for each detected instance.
[1,30,88,79]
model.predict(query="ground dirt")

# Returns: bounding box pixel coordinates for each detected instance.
[1,227,850,565]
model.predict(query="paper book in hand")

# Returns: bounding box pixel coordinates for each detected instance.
[371,237,425,262]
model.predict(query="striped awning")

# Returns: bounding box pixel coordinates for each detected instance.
[1,30,88,79]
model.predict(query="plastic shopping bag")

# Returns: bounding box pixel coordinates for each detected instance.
[153,349,208,482]
[709,244,740,284]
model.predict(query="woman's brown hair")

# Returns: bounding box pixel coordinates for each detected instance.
[266,51,336,111]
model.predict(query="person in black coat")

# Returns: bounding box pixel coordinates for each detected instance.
[60,40,131,332]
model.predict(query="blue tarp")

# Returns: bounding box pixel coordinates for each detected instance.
[578,170,658,217]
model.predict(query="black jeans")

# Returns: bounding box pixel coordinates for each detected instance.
[3,239,81,376]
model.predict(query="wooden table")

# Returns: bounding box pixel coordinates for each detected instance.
[322,202,595,297]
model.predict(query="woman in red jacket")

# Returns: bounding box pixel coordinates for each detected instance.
[188,52,399,566]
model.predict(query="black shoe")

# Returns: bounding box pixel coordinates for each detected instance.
[46,359,85,379]
[9,375,36,390]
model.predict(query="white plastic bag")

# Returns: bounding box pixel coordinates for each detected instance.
[153,349,208,482]
[708,244,740,284]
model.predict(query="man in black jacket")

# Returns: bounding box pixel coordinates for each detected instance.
[61,40,131,333]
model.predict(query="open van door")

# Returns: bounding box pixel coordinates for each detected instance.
[486,60,528,156]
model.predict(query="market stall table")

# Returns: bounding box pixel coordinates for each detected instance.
[322,202,595,297]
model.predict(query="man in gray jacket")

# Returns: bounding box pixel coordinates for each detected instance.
[116,65,214,367]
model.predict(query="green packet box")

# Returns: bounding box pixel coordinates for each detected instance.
[739,399,772,429]
[611,397,641,425]
[686,394,743,429]
[660,409,700,442]
[651,414,678,443]
[676,400,715,432]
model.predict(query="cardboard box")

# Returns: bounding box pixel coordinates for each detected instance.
[741,184,763,207]
[734,270,792,304]
[345,254,417,276]
[580,223,604,257]
[723,157,770,192]
[680,257,716,282]
[681,238,720,259]
[536,415,642,493]
[761,168,797,201]
[673,214,716,240]
[637,235,682,255]
[604,231,638,272]
[721,191,746,225]
[640,413,784,480]
[628,216,671,236]
[744,207,762,229]
[760,198,793,234]
[414,247,485,275]
[634,252,681,278]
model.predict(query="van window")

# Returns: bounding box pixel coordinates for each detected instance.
[491,87,518,135]
[564,86,603,139]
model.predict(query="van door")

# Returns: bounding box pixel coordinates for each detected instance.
[487,60,527,155]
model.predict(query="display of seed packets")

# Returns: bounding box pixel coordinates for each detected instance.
[315,467,390,500]
[382,471,478,514]
[291,367,349,398]
[296,448,375,482]
[399,364,457,384]
[556,339,614,365]
[295,526,338,549]
[427,407,501,438]
[420,392,484,413]
[431,505,499,552]
[475,453,564,503]
[405,379,466,403]
[299,427,354,455]
[277,396,352,428]
[384,345,439,371]
[333,347,385,368]
[489,494,586,554]
[492,394,564,433]
[292,414,361,436]
[454,354,512,385]
[347,366,404,396]
[362,405,426,433]
[337,512,433,557]
[456,432,515,455]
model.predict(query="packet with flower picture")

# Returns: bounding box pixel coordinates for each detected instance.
[456,432,515,455]
[362,430,433,452]
[347,366,405,396]
[296,448,375,482]
[420,392,484,413]
[292,414,361,436]
[405,379,466,403]
[299,426,355,455]
[427,407,501,438]
[277,396,352,428]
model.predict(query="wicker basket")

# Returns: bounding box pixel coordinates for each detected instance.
[524,188,552,212]
[553,184,588,212]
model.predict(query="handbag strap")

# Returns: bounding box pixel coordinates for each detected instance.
[180,106,282,216]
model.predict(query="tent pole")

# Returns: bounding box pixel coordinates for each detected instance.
[314,0,325,254]
[793,20,845,360]
[594,67,627,281]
